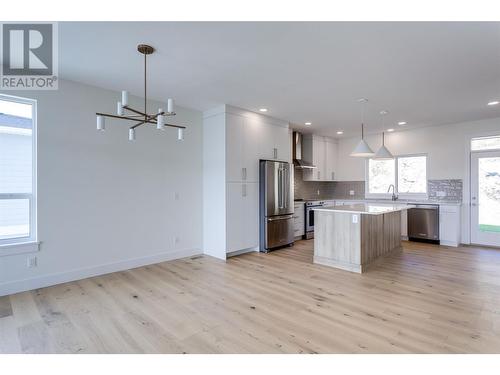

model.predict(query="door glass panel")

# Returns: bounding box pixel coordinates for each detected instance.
[0,198,30,240]
[478,157,500,232]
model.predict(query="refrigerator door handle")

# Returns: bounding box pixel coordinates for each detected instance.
[267,214,294,222]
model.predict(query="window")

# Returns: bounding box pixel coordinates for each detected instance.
[471,136,500,151]
[0,95,37,246]
[366,154,427,198]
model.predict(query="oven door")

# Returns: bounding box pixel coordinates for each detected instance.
[306,206,316,232]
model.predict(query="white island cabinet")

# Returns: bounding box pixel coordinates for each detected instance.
[203,105,292,260]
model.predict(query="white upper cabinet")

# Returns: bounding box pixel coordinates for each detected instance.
[226,114,245,182]
[324,138,337,181]
[227,115,291,183]
[302,135,337,181]
[258,121,291,162]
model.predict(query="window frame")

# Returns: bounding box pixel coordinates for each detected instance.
[471,135,500,152]
[0,94,37,248]
[365,153,428,200]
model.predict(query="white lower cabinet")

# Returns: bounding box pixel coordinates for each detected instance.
[293,202,305,238]
[226,182,259,254]
[439,205,461,247]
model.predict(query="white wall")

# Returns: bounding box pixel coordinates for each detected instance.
[336,116,500,244]
[0,80,203,296]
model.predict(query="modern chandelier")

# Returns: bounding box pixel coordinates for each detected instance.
[96,44,186,141]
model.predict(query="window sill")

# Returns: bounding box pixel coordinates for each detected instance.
[0,241,40,257]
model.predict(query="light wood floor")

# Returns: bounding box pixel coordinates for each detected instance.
[2,240,500,353]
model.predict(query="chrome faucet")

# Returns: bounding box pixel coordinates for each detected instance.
[387,184,398,201]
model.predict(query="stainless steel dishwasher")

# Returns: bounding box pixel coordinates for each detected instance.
[408,204,440,244]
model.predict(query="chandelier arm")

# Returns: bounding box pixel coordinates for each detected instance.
[131,120,147,130]
[122,105,148,117]
[96,112,149,122]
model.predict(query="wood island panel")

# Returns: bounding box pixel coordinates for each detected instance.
[314,210,402,273]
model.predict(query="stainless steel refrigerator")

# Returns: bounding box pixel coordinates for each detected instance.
[259,160,294,252]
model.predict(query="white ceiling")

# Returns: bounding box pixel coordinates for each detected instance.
[59,22,500,137]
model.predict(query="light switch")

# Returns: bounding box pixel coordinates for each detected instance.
[352,214,359,224]
[349,190,355,196]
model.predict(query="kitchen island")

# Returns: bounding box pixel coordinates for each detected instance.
[313,203,414,273]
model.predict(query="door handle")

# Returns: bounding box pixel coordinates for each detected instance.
[268,215,293,222]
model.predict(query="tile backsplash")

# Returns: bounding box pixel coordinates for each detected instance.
[293,170,463,202]
[427,179,463,202]
[330,181,365,199]
[293,168,336,199]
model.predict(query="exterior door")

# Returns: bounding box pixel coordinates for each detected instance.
[471,151,500,246]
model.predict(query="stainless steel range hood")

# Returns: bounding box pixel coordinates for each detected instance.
[292,131,316,169]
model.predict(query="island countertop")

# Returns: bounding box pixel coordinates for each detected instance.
[313,203,415,215]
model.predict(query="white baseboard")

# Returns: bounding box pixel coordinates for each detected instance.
[226,246,259,258]
[0,248,201,297]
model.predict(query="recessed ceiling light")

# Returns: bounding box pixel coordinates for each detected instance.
[336,131,344,135]
[398,121,407,125]
[305,122,312,126]
[387,128,395,132]
[488,101,499,106]
[259,108,268,112]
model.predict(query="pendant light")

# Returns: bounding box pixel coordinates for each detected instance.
[373,110,394,159]
[350,98,375,157]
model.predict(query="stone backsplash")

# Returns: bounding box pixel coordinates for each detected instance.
[427,179,463,202]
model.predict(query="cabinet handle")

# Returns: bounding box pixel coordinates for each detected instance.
[317,171,321,180]
[331,172,334,180]
[242,167,247,181]
[242,184,247,197]
[273,148,278,159]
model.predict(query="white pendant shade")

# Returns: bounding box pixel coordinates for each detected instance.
[167,98,174,113]
[117,102,123,116]
[96,115,105,131]
[350,139,374,157]
[373,115,394,160]
[177,128,184,141]
[129,128,136,141]
[157,109,165,130]
[374,144,394,159]
[121,91,129,106]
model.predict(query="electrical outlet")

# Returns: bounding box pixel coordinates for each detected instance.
[349,190,355,196]
[27,256,37,268]
[352,214,359,224]
[436,191,446,197]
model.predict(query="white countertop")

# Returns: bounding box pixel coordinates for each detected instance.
[313,203,415,215]
[296,198,462,206]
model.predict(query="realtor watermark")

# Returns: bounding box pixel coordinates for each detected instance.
[1,22,58,90]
